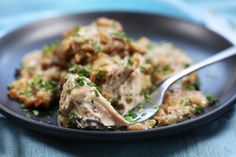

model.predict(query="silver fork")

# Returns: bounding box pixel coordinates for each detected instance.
[131,46,236,123]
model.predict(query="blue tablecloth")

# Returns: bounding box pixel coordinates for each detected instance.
[1,0,236,157]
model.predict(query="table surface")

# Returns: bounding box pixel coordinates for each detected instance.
[1,0,236,157]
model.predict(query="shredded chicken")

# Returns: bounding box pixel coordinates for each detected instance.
[8,18,211,130]
[58,74,128,129]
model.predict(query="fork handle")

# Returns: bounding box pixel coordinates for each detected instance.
[158,46,236,101]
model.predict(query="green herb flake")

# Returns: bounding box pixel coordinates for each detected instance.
[195,106,204,114]
[95,71,105,81]
[94,90,99,97]
[19,91,33,97]
[138,103,144,109]
[68,64,78,73]
[136,36,145,41]
[22,66,36,72]
[180,99,191,106]
[183,63,190,68]
[184,82,200,90]
[32,110,39,116]
[87,82,96,87]
[153,104,159,109]
[112,31,130,41]
[22,108,29,112]
[206,94,215,104]
[78,67,90,78]
[25,113,32,119]
[94,44,102,53]
[124,111,137,122]
[108,99,113,104]
[141,112,147,116]
[162,65,172,74]
[72,25,81,37]
[43,42,59,57]
[125,96,133,104]
[127,59,133,66]
[68,112,77,121]
[124,115,133,122]
[140,66,146,72]
[145,58,152,64]
[65,87,72,94]
[75,77,85,86]
[31,76,58,94]
[140,88,152,104]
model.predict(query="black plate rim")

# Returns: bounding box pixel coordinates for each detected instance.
[0,10,235,139]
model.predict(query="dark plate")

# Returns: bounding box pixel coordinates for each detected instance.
[0,11,235,140]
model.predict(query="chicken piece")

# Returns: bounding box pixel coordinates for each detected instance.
[58,74,128,130]
[90,54,134,100]
[54,18,131,67]
[118,69,152,115]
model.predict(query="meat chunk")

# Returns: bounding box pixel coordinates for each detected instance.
[58,74,128,130]
[90,54,134,100]
[53,18,132,67]
[118,69,151,115]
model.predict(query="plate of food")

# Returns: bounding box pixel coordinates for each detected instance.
[0,11,235,140]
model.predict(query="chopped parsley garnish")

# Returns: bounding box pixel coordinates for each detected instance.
[137,103,146,115]
[68,112,77,121]
[136,36,145,41]
[180,99,191,106]
[68,64,78,73]
[19,91,33,97]
[87,81,101,92]
[124,116,133,122]
[112,31,130,41]
[68,65,90,78]
[124,111,137,122]
[25,113,32,119]
[140,66,146,72]
[145,58,152,64]
[75,77,85,86]
[138,103,144,109]
[153,104,159,109]
[87,82,97,87]
[32,110,39,116]
[72,25,81,37]
[125,96,133,104]
[22,108,29,112]
[22,66,35,71]
[95,71,106,82]
[183,82,200,90]
[162,65,172,74]
[206,94,215,104]
[108,99,113,104]
[78,67,90,78]
[195,106,204,114]
[94,90,99,97]
[183,63,190,68]
[32,76,58,94]
[65,87,73,94]
[94,43,102,53]
[146,43,155,49]
[127,59,133,66]
[140,88,152,104]
[43,42,59,57]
